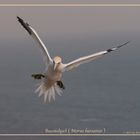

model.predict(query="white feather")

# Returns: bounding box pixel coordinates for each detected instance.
[51,87,56,101]
[29,26,53,66]
[44,90,49,102]
[48,89,52,102]
[36,81,63,103]
[54,85,62,96]
[64,42,130,71]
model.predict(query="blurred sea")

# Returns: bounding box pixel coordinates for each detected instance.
[0,36,140,139]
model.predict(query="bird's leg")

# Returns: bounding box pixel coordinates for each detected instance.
[31,73,45,79]
[56,81,65,89]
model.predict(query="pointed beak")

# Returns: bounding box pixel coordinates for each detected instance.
[54,63,57,70]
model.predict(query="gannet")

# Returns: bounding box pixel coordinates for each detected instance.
[17,17,129,102]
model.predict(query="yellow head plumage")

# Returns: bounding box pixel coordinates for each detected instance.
[53,56,62,64]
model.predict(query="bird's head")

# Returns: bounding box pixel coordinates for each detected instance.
[53,56,62,70]
[53,56,62,64]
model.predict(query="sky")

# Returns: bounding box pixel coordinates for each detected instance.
[0,4,139,77]
[0,5,140,53]
[0,6,140,41]
[0,3,139,93]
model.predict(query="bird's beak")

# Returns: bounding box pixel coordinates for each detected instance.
[54,63,57,70]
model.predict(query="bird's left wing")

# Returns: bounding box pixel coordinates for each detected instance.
[64,41,130,71]
[17,16,53,66]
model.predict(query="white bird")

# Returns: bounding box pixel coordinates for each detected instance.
[17,17,129,103]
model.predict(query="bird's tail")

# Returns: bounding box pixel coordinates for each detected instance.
[35,81,63,102]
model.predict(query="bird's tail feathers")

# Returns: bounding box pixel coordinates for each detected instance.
[35,82,63,102]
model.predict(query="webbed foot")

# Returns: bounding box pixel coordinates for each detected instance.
[31,73,45,79]
[56,81,65,89]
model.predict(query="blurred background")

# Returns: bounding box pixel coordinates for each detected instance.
[0,3,140,135]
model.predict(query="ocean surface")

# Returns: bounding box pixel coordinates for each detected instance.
[0,37,140,140]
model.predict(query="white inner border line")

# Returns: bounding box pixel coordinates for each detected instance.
[0,4,140,6]
[0,134,140,136]
[0,3,140,136]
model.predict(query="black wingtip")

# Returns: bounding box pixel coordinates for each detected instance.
[107,49,113,52]
[107,41,130,53]
[17,16,32,35]
[17,16,21,21]
[117,41,130,49]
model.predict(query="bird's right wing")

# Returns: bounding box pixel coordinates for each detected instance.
[17,16,53,66]
[64,41,130,71]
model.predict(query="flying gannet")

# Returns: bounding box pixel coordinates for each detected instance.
[17,17,129,102]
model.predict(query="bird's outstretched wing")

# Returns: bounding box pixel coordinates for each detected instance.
[17,16,52,65]
[64,41,130,71]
